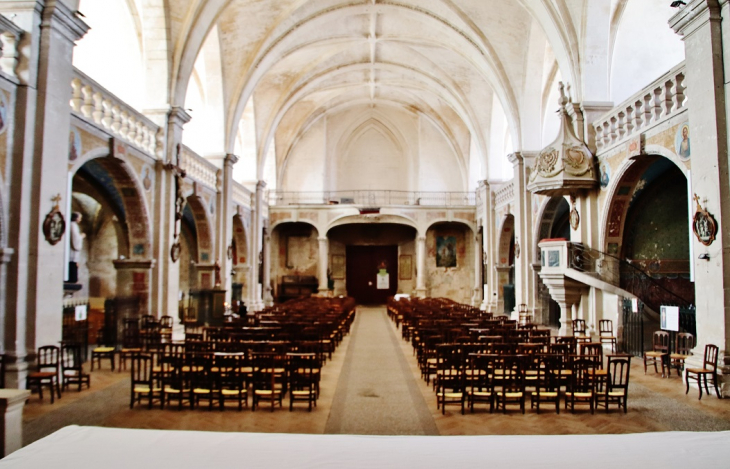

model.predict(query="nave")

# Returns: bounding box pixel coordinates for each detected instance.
[20,307,730,446]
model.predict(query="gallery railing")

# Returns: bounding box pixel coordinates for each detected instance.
[0,14,22,79]
[179,145,220,191]
[71,68,163,158]
[593,61,686,154]
[270,190,476,206]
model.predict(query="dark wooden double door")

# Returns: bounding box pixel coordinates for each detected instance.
[346,245,398,305]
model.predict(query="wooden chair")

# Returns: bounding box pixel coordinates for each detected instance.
[598,319,617,353]
[596,354,631,413]
[644,331,670,377]
[669,333,694,377]
[26,345,62,403]
[130,353,161,409]
[530,354,562,414]
[566,356,596,414]
[159,315,174,343]
[190,353,219,410]
[467,353,495,413]
[494,354,525,414]
[435,344,465,415]
[160,351,190,410]
[119,319,142,372]
[287,352,318,412]
[572,319,590,344]
[218,353,247,411]
[251,351,285,411]
[61,343,90,392]
[685,344,722,400]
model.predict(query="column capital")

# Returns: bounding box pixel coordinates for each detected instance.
[670,0,720,36]
[256,180,267,191]
[417,235,426,243]
[168,106,192,127]
[317,236,329,243]
[507,152,523,166]
[41,0,89,44]
[224,153,239,166]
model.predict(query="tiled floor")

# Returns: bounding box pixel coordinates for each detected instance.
[21,306,730,446]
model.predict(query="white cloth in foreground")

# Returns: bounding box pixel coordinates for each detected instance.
[2,426,729,469]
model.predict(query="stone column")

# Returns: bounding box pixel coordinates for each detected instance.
[250,181,266,311]
[27,1,88,352]
[507,152,529,315]
[0,389,31,458]
[154,108,190,320]
[113,259,155,315]
[472,233,482,306]
[476,180,492,310]
[672,0,730,394]
[219,154,238,302]
[262,228,273,306]
[2,2,44,388]
[415,235,427,298]
[0,248,13,384]
[318,236,329,294]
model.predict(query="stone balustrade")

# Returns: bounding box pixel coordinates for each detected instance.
[180,145,220,190]
[493,182,514,208]
[232,181,252,208]
[593,62,686,154]
[0,15,22,79]
[270,190,476,207]
[70,68,163,158]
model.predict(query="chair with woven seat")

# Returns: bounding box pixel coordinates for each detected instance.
[216,353,247,411]
[90,344,115,371]
[685,343,722,400]
[159,315,174,343]
[130,353,161,409]
[644,331,670,377]
[251,351,285,411]
[61,343,90,392]
[435,344,465,415]
[596,354,631,413]
[530,354,562,414]
[494,354,526,414]
[598,319,617,353]
[119,319,142,372]
[467,353,495,413]
[26,345,62,403]
[670,333,694,377]
[566,356,597,414]
[190,353,220,410]
[287,352,318,411]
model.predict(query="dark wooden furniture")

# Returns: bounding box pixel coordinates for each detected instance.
[598,319,617,353]
[669,332,693,377]
[644,331,670,377]
[277,275,318,302]
[61,344,90,392]
[685,344,722,400]
[26,345,62,403]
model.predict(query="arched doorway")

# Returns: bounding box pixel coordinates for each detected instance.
[609,157,693,311]
[535,196,571,326]
[328,223,417,304]
[496,215,515,314]
[271,222,319,303]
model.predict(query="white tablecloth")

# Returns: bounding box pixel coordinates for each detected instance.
[2,426,728,468]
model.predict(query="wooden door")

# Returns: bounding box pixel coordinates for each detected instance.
[346,245,398,304]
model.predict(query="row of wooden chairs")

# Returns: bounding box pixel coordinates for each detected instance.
[130,349,320,412]
[26,344,90,403]
[433,346,631,415]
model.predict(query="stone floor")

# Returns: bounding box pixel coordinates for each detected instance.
[21,306,730,446]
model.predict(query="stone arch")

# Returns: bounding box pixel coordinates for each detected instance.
[69,151,152,260]
[184,192,215,264]
[424,221,476,304]
[533,195,570,326]
[327,214,418,234]
[496,213,516,315]
[601,153,692,311]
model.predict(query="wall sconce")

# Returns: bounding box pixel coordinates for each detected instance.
[698,252,710,261]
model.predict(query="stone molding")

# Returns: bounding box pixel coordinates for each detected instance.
[670,0,721,37]
[40,0,89,44]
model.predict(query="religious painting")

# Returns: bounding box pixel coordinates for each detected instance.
[692,194,717,246]
[170,241,181,262]
[42,196,65,246]
[69,127,81,161]
[599,161,610,190]
[436,235,457,268]
[331,254,345,279]
[399,255,412,280]
[675,123,691,161]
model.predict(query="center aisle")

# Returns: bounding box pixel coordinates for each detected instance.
[325,306,439,435]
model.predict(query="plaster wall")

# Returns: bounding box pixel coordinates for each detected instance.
[425,223,474,304]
